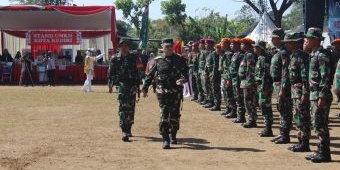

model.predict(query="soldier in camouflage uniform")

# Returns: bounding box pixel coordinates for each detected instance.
[303,28,332,163]
[197,39,207,104]
[220,38,236,116]
[252,41,273,132]
[283,32,311,152]
[269,28,293,144]
[108,38,143,142]
[142,38,189,149]
[203,39,216,108]
[188,42,199,101]
[238,38,255,124]
[227,38,245,120]
[209,43,222,111]
[330,39,340,118]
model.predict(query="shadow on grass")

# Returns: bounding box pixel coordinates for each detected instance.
[141,136,265,152]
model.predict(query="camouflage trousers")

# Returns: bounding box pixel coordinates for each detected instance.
[191,72,199,99]
[211,75,221,107]
[258,88,273,127]
[117,86,137,129]
[243,87,257,121]
[233,83,245,117]
[310,97,332,146]
[201,74,213,103]
[196,73,204,100]
[222,80,236,112]
[156,92,182,135]
[273,83,293,133]
[108,76,114,88]
[292,98,311,141]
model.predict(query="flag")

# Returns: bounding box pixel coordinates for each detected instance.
[139,4,149,50]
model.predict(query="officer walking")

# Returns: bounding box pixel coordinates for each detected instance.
[108,38,143,142]
[142,38,189,149]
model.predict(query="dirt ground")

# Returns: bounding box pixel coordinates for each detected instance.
[0,85,339,170]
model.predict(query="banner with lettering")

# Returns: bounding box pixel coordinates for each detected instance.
[26,31,81,45]
[329,0,340,41]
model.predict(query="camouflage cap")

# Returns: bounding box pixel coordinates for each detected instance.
[271,28,285,39]
[282,31,302,42]
[305,27,324,40]
[162,38,174,46]
[252,40,267,50]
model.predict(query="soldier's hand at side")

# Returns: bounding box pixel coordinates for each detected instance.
[278,89,285,99]
[300,94,308,103]
[226,80,231,87]
[317,98,326,107]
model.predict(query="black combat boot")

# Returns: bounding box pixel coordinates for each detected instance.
[169,131,178,144]
[309,142,332,163]
[190,96,198,101]
[209,105,221,111]
[288,138,301,151]
[305,142,321,161]
[289,139,310,152]
[232,113,246,123]
[203,103,214,108]
[242,120,257,128]
[274,131,290,144]
[196,97,204,103]
[336,113,340,118]
[271,135,282,143]
[220,107,231,115]
[121,126,129,142]
[162,133,171,149]
[224,109,237,119]
[258,127,273,137]
[127,125,133,137]
[200,100,207,105]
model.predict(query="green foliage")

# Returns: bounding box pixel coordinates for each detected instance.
[114,0,154,36]
[282,2,303,30]
[116,20,132,37]
[160,0,187,28]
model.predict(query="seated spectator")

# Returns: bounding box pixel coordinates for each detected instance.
[65,50,72,62]
[15,51,22,59]
[75,50,84,65]
[0,49,13,62]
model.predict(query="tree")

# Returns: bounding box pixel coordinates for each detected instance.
[9,0,73,5]
[243,0,297,27]
[281,1,303,30]
[114,0,154,36]
[160,0,187,29]
[116,20,132,37]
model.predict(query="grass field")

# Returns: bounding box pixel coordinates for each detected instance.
[0,85,339,170]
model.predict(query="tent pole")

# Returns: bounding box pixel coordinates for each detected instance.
[0,29,4,53]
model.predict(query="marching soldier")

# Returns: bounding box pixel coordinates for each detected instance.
[142,38,189,149]
[253,41,273,133]
[227,38,245,120]
[108,38,143,142]
[283,32,311,152]
[303,28,332,163]
[220,38,236,116]
[238,38,255,124]
[269,28,293,144]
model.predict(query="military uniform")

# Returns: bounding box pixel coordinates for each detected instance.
[202,39,215,108]
[220,49,235,115]
[253,41,273,133]
[229,49,245,120]
[304,28,332,163]
[198,40,207,104]
[188,49,199,100]
[331,39,340,118]
[239,38,256,124]
[209,44,222,111]
[142,38,189,149]
[108,38,142,142]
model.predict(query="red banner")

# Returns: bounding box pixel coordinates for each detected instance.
[26,31,81,45]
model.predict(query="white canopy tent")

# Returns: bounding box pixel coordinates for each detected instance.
[246,13,277,43]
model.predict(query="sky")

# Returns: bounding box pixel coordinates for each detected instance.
[0,0,245,20]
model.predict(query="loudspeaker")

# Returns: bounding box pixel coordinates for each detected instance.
[304,0,326,32]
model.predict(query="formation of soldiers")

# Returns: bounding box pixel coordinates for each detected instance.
[109,28,340,163]
[187,27,340,163]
